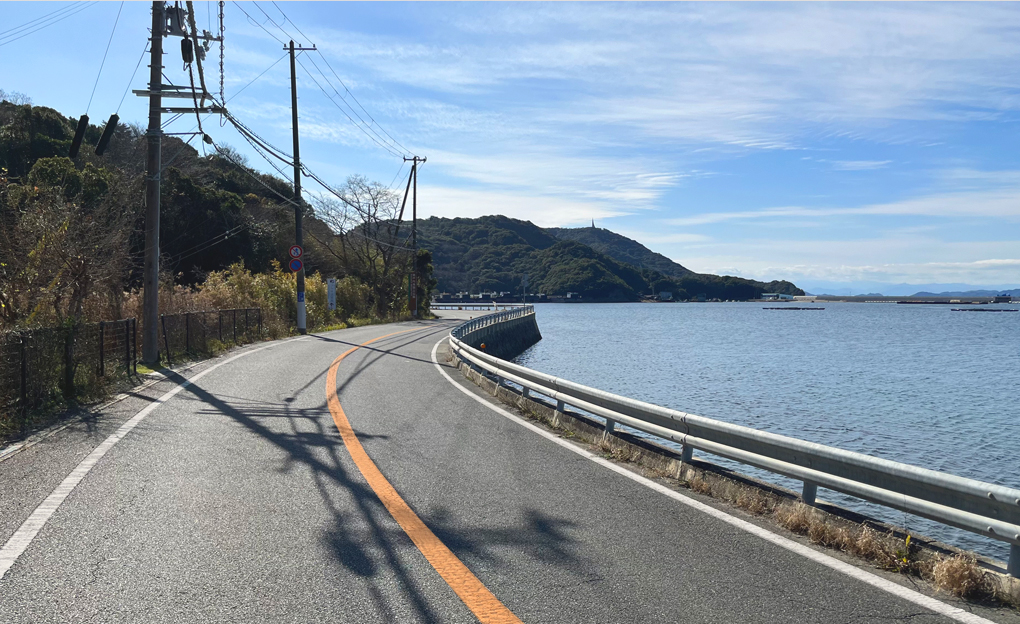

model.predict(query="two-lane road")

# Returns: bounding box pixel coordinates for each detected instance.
[1,319,1015,623]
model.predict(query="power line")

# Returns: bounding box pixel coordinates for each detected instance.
[86,1,124,114]
[301,52,407,157]
[116,41,149,113]
[0,2,98,48]
[231,1,283,43]
[238,0,415,158]
[263,0,415,157]
[295,57,403,158]
[311,49,415,157]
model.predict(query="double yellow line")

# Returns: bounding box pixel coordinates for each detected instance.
[325,329,523,624]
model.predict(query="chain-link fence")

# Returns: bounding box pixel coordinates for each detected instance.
[158,308,262,366]
[0,308,262,436]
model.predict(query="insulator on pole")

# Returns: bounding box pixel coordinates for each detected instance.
[95,114,119,155]
[181,38,193,65]
[69,114,89,158]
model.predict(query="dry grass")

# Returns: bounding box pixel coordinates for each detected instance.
[933,554,990,599]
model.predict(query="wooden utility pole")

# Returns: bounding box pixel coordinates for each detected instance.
[142,1,164,364]
[403,155,426,317]
[287,40,315,334]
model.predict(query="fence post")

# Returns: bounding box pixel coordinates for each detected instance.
[20,333,28,432]
[244,308,249,340]
[258,308,262,337]
[132,318,137,375]
[124,320,131,376]
[232,309,237,344]
[98,321,105,376]
[218,311,223,343]
[63,325,74,402]
[185,312,191,354]
[161,314,171,367]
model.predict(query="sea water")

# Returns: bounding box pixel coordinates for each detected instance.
[514,302,1020,562]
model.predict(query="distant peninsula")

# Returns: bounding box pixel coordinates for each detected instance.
[418,216,803,302]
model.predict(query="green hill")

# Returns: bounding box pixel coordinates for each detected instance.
[546,226,693,278]
[418,216,802,301]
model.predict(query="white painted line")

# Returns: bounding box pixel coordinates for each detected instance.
[430,337,995,624]
[0,336,308,581]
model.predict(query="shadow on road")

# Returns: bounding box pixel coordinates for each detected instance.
[164,324,583,621]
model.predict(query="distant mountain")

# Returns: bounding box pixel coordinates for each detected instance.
[913,289,1020,297]
[545,226,693,278]
[417,216,803,301]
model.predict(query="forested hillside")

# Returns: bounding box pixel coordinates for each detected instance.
[0,96,431,330]
[546,226,693,278]
[418,216,803,301]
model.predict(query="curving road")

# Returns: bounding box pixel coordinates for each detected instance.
[0,317,1017,623]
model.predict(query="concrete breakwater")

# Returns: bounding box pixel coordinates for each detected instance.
[456,311,541,360]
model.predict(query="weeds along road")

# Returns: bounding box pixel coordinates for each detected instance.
[0,318,1016,623]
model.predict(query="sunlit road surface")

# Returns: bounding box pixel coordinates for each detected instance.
[1,318,1017,624]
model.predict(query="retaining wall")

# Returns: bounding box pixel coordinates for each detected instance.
[457,312,541,360]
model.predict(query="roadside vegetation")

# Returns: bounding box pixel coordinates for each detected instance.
[0,93,434,333]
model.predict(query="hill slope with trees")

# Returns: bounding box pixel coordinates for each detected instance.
[418,216,802,301]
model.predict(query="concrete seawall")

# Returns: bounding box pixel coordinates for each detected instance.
[457,312,542,360]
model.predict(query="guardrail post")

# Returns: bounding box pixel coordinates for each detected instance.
[521,387,530,399]
[604,418,617,436]
[1008,544,1019,578]
[802,482,818,506]
[681,445,693,463]
[555,399,565,412]
[98,321,105,376]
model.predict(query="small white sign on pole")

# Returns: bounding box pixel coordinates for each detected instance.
[327,278,336,311]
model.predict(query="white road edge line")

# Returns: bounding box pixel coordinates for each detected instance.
[0,336,309,581]
[429,337,995,624]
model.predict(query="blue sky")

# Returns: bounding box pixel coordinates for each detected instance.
[3,2,1019,293]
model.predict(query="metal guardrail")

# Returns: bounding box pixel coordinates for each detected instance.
[450,305,533,339]
[448,308,1020,576]
[433,301,527,311]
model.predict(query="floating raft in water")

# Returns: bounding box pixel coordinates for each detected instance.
[951,308,1018,312]
[763,307,825,310]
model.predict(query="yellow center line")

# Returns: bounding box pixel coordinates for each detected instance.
[325,328,523,624]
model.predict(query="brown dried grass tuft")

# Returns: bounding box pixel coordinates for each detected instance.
[933,554,989,599]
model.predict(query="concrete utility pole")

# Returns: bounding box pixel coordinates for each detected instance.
[287,40,315,334]
[403,155,426,317]
[142,1,164,364]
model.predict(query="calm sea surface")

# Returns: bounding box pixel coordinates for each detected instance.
[514,302,1020,561]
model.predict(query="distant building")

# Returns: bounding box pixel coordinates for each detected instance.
[762,293,795,301]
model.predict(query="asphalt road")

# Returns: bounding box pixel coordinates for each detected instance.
[1,317,1017,623]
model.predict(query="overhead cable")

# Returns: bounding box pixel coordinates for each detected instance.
[86,1,124,115]
[0,2,98,48]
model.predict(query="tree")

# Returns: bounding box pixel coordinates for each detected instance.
[0,157,134,328]
[310,175,415,317]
